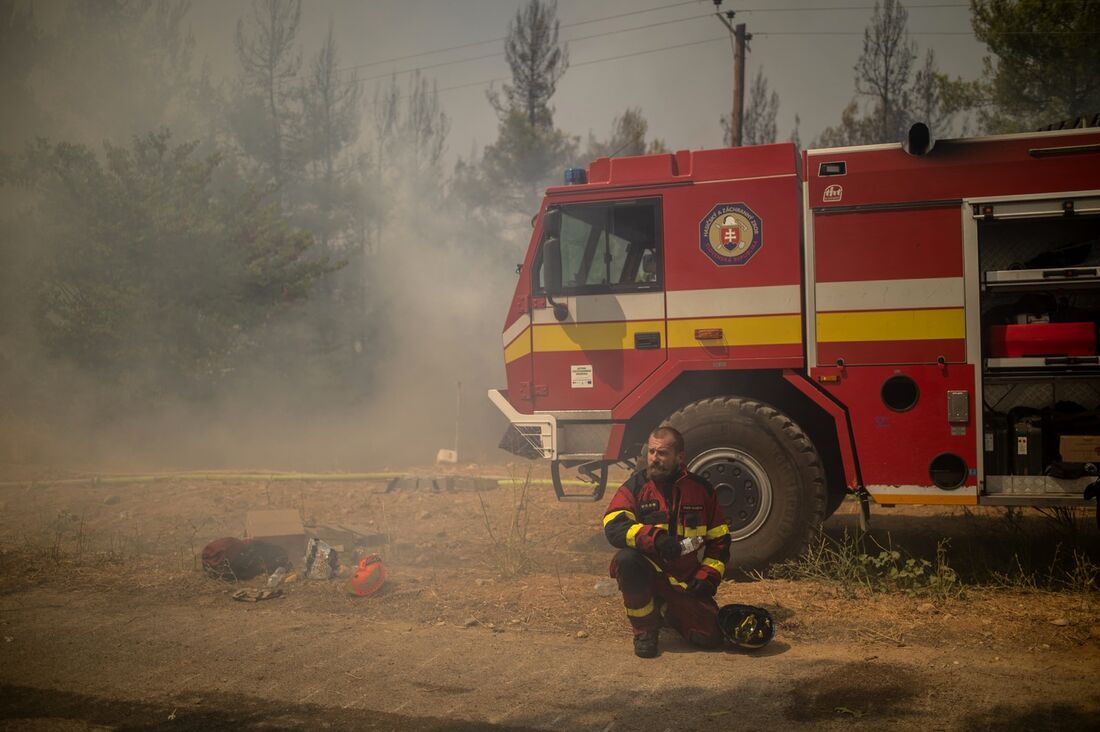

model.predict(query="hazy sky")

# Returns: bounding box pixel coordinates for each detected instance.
[191,0,986,163]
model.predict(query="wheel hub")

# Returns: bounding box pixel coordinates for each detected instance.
[689,448,773,540]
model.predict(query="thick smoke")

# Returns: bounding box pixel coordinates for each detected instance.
[0,1,527,473]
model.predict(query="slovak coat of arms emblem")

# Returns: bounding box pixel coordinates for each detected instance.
[699,203,763,266]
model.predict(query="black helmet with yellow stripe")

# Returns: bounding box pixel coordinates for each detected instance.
[718,604,775,650]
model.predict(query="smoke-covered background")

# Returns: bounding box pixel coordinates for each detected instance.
[1,0,1095,471]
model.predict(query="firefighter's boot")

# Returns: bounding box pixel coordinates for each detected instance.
[633,630,659,659]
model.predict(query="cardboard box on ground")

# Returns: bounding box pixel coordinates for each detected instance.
[244,510,306,565]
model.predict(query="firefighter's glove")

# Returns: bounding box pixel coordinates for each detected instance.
[654,533,681,562]
[687,578,717,598]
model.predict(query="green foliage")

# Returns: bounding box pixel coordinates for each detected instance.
[231,0,304,192]
[970,0,1100,132]
[855,0,916,142]
[0,0,43,150]
[9,131,337,401]
[774,531,960,599]
[723,68,781,147]
[467,0,577,218]
[587,107,666,161]
[815,1,969,146]
[814,101,879,148]
[29,0,199,145]
[477,108,578,216]
[489,0,569,130]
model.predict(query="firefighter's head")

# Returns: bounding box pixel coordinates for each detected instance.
[646,426,684,483]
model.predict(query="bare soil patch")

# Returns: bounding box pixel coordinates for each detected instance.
[0,465,1098,730]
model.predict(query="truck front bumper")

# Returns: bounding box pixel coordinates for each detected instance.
[488,389,557,460]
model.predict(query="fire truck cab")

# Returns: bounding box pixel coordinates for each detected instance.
[490,123,1100,571]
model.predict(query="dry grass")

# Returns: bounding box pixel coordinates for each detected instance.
[476,467,533,578]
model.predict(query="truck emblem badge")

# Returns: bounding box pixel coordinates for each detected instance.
[823,184,843,203]
[700,203,762,266]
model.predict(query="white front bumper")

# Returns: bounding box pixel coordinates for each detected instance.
[488,389,557,459]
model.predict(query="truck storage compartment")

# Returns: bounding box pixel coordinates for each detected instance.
[977,198,1100,497]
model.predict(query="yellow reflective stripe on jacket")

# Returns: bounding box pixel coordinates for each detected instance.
[706,523,730,539]
[642,555,692,589]
[625,600,655,618]
[682,525,707,538]
[625,523,643,548]
[703,557,726,576]
[603,509,636,527]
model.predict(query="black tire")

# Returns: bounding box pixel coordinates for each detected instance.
[667,397,827,573]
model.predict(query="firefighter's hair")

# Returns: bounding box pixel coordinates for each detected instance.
[650,425,684,454]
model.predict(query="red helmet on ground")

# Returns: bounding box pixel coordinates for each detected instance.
[348,554,386,597]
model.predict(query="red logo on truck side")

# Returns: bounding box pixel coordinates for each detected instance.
[823,184,843,203]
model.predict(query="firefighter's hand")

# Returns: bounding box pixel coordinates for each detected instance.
[687,578,717,598]
[654,533,681,562]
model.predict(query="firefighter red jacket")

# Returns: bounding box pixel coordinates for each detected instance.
[603,467,732,589]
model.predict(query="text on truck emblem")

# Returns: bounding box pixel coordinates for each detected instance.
[823,184,843,203]
[699,203,763,266]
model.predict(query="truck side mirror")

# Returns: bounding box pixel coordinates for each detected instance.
[542,208,561,239]
[543,237,563,293]
[541,237,569,321]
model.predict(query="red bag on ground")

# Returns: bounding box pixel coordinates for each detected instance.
[202,537,288,581]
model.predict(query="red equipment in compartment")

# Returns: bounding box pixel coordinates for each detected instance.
[988,323,1097,358]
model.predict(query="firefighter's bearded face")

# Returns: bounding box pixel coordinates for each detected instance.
[646,434,683,483]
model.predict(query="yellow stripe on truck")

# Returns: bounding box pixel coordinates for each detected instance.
[817,308,964,343]
[532,320,666,353]
[667,314,801,348]
[503,328,531,364]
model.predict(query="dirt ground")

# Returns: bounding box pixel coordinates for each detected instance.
[0,465,1098,731]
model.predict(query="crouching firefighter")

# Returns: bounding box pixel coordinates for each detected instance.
[603,426,732,658]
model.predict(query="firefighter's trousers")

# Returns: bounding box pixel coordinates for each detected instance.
[609,548,723,647]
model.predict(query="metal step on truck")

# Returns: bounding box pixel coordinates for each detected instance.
[489,119,1100,571]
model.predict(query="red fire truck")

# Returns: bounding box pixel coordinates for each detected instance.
[489,122,1100,570]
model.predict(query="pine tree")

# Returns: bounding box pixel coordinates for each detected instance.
[971,0,1100,132]
[723,68,780,146]
[232,0,303,195]
[586,108,666,160]
[489,0,569,130]
[855,0,916,143]
[299,20,363,248]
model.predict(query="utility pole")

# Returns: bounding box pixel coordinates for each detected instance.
[713,1,751,147]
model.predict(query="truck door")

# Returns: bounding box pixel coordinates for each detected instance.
[531,197,666,411]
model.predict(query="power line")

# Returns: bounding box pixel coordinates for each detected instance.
[362,36,731,111]
[361,19,1095,112]
[337,1,972,76]
[337,0,700,74]
[736,2,968,10]
[347,11,716,87]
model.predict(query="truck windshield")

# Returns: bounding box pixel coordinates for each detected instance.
[545,199,660,293]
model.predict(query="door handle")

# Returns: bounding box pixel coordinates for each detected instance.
[634,332,661,350]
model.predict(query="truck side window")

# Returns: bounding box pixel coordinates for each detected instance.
[539,198,660,294]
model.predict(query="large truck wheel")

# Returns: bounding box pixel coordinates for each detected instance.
[667,397,827,573]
